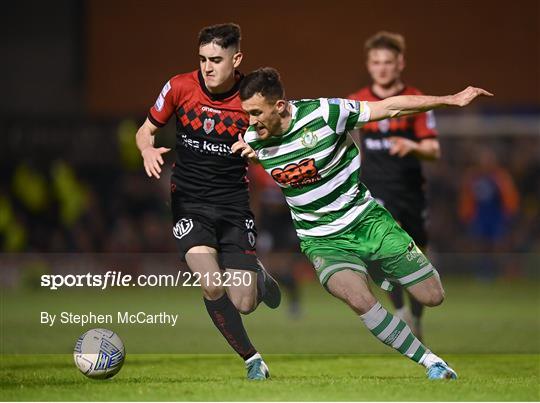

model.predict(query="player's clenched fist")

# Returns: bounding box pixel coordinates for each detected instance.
[141,147,171,179]
[232,133,258,162]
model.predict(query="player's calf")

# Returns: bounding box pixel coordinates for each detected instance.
[228,293,258,315]
[226,269,258,314]
[202,284,226,301]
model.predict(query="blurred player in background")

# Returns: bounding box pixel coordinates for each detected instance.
[458,147,519,279]
[135,23,280,380]
[348,32,439,341]
[233,67,492,379]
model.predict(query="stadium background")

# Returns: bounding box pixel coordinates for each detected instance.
[0,1,539,400]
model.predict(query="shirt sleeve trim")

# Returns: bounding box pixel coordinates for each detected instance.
[147,112,166,128]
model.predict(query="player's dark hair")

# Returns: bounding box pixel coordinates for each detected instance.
[239,67,285,102]
[365,31,406,55]
[198,23,241,50]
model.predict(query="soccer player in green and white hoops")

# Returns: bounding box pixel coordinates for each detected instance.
[232,67,493,380]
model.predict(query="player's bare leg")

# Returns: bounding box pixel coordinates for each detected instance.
[186,246,268,379]
[223,267,271,379]
[326,269,456,379]
[389,286,424,341]
[225,269,257,314]
[326,270,377,315]
[225,263,281,314]
[406,274,445,307]
[186,246,224,299]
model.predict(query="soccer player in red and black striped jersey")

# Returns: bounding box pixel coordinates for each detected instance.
[135,23,280,380]
[348,32,440,341]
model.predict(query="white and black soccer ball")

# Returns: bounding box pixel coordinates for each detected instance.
[73,328,125,379]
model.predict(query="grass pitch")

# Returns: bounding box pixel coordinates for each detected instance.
[1,278,539,400]
[1,353,539,401]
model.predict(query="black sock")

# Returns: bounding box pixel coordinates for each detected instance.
[389,286,405,309]
[204,294,257,360]
[410,294,424,318]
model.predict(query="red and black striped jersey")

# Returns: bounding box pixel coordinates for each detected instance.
[347,85,437,193]
[148,70,250,206]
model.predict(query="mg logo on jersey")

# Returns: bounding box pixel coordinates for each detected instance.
[173,218,194,240]
[203,118,215,134]
[271,158,321,188]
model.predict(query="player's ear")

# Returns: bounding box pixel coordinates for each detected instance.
[365,50,373,73]
[232,51,243,68]
[397,53,405,72]
[276,99,287,113]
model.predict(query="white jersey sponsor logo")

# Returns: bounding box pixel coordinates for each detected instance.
[201,106,222,114]
[377,119,390,133]
[180,134,232,156]
[365,138,392,150]
[155,81,171,112]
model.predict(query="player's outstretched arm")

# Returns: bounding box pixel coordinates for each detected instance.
[135,118,171,179]
[368,86,493,122]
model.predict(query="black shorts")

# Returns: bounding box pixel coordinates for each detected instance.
[369,186,428,247]
[171,196,260,271]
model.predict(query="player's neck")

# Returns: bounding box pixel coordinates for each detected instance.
[277,102,293,136]
[206,74,237,95]
[371,80,405,99]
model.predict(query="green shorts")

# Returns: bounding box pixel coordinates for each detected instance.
[300,202,436,291]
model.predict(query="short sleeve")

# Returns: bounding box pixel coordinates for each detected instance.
[148,79,179,127]
[322,98,371,134]
[413,110,438,139]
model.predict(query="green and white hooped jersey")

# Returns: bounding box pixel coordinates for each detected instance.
[244,98,374,239]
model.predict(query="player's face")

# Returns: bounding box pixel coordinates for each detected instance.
[242,93,285,140]
[366,48,404,87]
[199,42,242,93]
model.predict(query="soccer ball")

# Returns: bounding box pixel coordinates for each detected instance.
[73,328,125,379]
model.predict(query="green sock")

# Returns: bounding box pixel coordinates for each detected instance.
[360,302,427,363]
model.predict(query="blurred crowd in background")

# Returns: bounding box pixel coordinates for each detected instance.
[2,2,539,296]
[2,117,538,264]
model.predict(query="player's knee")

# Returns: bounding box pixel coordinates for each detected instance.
[345,293,378,315]
[432,287,445,306]
[233,296,257,315]
[202,284,225,300]
[423,286,445,307]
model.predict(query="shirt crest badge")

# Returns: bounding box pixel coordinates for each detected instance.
[301,128,318,148]
[203,118,215,134]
